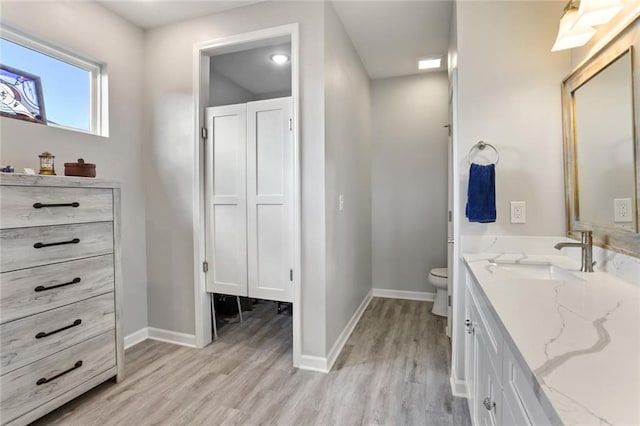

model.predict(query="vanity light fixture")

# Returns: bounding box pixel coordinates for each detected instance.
[574,0,624,27]
[552,0,597,51]
[270,53,289,65]
[418,56,441,70]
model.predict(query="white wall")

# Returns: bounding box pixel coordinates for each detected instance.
[143,1,328,357]
[456,1,571,238]
[209,71,255,107]
[0,2,149,336]
[323,2,372,351]
[254,90,292,101]
[447,0,467,393]
[371,72,449,294]
[450,0,571,391]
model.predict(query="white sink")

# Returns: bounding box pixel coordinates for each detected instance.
[487,261,584,282]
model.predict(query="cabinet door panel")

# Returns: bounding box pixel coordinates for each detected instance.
[464,287,478,424]
[503,343,551,425]
[205,104,248,297]
[476,334,502,426]
[502,396,521,426]
[246,98,294,303]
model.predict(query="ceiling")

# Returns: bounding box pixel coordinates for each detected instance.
[211,42,292,95]
[98,0,453,79]
[98,0,262,29]
[332,1,453,79]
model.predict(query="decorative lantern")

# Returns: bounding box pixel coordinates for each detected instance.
[38,152,56,175]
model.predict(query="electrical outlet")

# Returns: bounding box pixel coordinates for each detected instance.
[614,198,632,223]
[510,201,526,224]
[339,194,344,211]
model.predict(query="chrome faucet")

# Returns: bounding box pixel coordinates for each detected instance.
[554,231,594,272]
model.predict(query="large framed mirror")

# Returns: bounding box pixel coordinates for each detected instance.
[562,21,640,257]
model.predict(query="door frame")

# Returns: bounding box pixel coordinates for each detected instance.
[191,24,302,367]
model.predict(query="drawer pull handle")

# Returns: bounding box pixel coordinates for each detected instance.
[34,238,80,249]
[35,319,82,339]
[36,360,83,385]
[34,277,81,292]
[33,202,80,209]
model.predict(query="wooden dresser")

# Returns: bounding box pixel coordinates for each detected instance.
[0,174,124,425]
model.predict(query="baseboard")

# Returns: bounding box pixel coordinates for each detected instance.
[124,326,197,349]
[372,288,435,302]
[148,327,197,348]
[450,373,468,398]
[325,289,373,372]
[298,355,329,373]
[298,289,374,374]
[124,327,149,349]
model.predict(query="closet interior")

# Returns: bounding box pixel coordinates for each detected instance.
[204,38,294,340]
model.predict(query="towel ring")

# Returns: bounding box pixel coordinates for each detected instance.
[468,141,499,165]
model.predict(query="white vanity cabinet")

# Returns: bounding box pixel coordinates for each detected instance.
[464,266,553,426]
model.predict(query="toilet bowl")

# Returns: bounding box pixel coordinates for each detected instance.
[429,268,448,317]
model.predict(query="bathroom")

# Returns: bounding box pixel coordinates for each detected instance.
[0,0,639,425]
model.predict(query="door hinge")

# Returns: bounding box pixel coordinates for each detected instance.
[290,269,293,281]
[289,118,293,131]
[448,210,452,222]
[203,261,209,273]
[448,295,452,307]
[201,127,208,140]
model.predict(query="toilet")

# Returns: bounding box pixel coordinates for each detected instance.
[429,268,448,317]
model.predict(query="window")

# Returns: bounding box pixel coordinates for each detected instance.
[0,27,106,135]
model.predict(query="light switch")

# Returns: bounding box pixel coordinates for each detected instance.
[339,194,344,211]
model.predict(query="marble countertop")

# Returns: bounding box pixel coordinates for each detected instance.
[463,253,640,426]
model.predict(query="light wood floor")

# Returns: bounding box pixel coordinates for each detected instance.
[33,297,470,426]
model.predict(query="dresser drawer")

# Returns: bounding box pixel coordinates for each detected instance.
[0,330,115,424]
[0,222,113,273]
[0,255,114,324]
[1,293,115,374]
[0,186,113,229]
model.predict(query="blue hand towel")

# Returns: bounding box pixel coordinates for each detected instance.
[466,163,496,223]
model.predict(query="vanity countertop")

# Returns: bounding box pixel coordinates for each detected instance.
[463,253,640,426]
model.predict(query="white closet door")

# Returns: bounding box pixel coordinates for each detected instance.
[205,104,248,297]
[246,98,294,303]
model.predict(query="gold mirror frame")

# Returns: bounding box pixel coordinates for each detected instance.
[562,23,640,258]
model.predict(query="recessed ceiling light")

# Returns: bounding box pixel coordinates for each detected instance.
[418,57,442,70]
[270,53,289,65]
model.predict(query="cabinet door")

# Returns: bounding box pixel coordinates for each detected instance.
[464,290,478,423]
[246,98,294,303]
[476,335,502,426]
[503,343,551,425]
[502,395,520,426]
[205,104,248,297]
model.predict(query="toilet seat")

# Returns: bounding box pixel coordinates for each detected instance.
[429,267,448,317]
[429,268,448,289]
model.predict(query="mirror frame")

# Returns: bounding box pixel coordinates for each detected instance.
[562,23,640,257]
